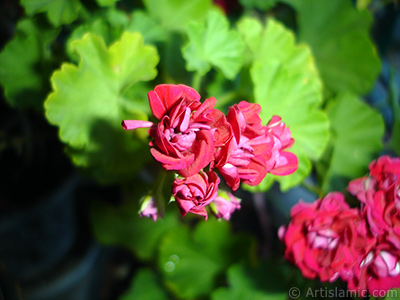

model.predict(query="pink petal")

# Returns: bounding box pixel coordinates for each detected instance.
[179,130,215,177]
[121,120,154,130]
[150,148,194,170]
[177,199,196,216]
[270,151,298,175]
[179,107,191,132]
[148,84,200,120]
[191,97,216,121]
[148,90,168,120]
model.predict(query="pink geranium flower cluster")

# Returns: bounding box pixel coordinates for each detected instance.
[279,155,400,297]
[123,84,298,220]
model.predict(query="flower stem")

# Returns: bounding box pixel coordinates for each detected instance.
[154,168,168,213]
[192,72,202,91]
[253,192,272,257]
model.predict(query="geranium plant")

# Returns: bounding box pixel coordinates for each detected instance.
[1,0,399,299]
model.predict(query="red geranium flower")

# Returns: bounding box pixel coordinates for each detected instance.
[172,170,220,219]
[122,84,218,177]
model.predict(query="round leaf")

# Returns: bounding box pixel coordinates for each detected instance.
[143,0,213,33]
[321,93,384,192]
[0,18,57,109]
[45,32,159,182]
[291,0,381,95]
[21,0,81,26]
[182,9,245,79]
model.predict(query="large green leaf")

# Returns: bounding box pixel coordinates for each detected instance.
[211,262,288,300]
[239,18,329,191]
[119,268,169,300]
[0,18,57,109]
[237,17,319,81]
[143,0,214,33]
[45,32,159,183]
[21,0,81,26]
[182,9,245,79]
[289,0,381,95]
[90,200,180,261]
[66,19,114,61]
[158,218,255,299]
[321,93,384,192]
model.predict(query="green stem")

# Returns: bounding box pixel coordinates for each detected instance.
[192,72,202,91]
[153,168,171,213]
[301,180,323,197]
[215,91,238,108]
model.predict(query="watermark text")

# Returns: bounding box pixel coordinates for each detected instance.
[288,286,398,299]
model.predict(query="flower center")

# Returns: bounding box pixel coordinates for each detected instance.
[307,228,339,250]
[370,250,400,277]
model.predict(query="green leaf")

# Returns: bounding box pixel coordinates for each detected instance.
[237,17,319,81]
[125,10,168,44]
[66,19,113,61]
[159,218,256,299]
[119,268,169,300]
[356,0,372,10]
[239,0,279,10]
[66,9,166,62]
[90,200,180,261]
[143,0,214,33]
[96,0,119,7]
[382,288,400,300]
[290,0,381,95]
[20,0,81,26]
[321,93,384,193]
[212,262,288,300]
[0,18,57,109]
[240,18,329,191]
[182,9,245,79]
[45,32,159,183]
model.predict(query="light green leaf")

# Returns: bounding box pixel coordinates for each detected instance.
[356,0,372,10]
[211,262,288,300]
[96,0,119,7]
[66,10,166,62]
[238,17,319,82]
[321,93,384,192]
[21,0,81,26]
[143,0,214,33]
[159,218,255,299]
[126,10,168,44]
[182,10,244,79]
[182,9,245,79]
[290,0,381,95]
[240,18,329,191]
[119,268,169,300]
[66,19,112,61]
[90,200,180,261]
[45,32,159,183]
[0,18,57,109]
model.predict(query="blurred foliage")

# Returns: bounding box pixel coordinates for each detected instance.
[320,93,385,193]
